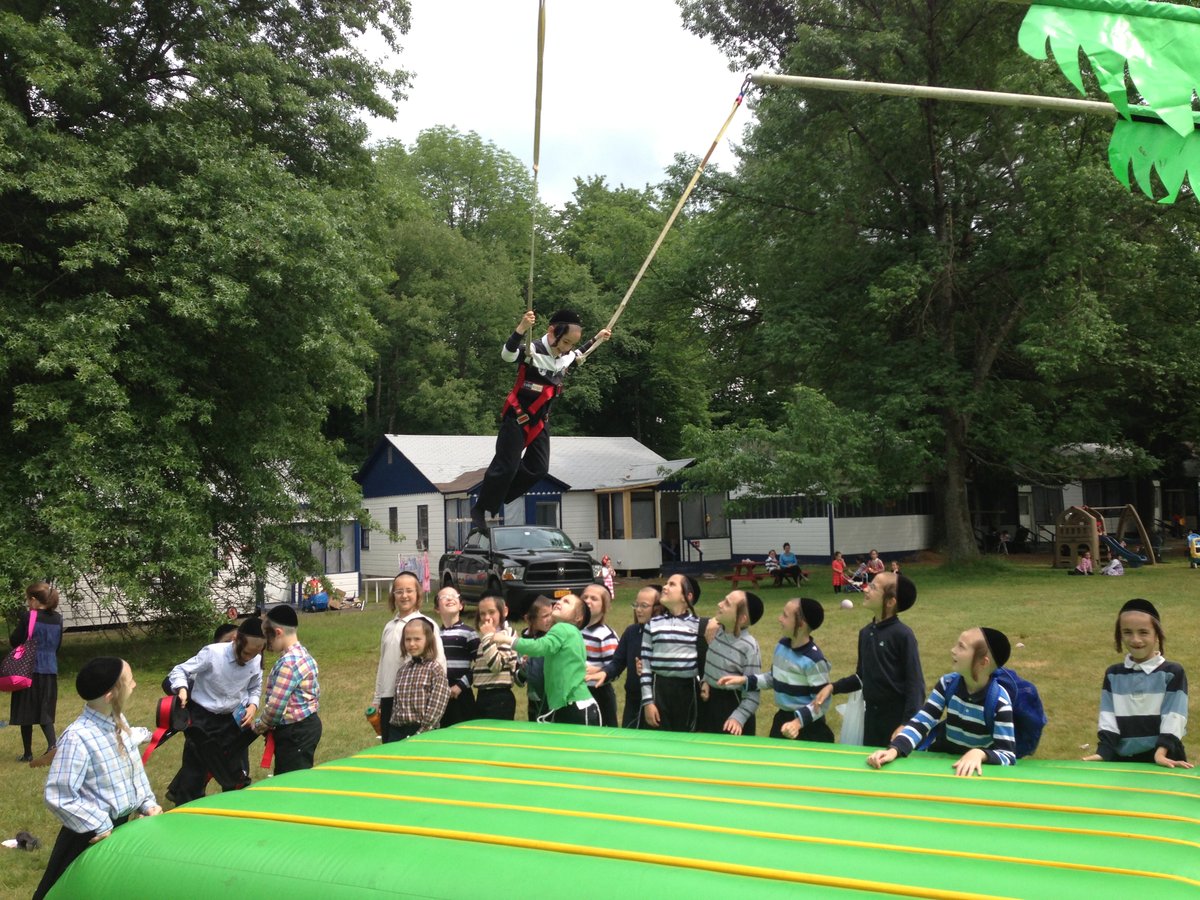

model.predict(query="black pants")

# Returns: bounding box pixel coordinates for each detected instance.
[621,687,643,728]
[770,709,834,742]
[863,698,909,748]
[441,687,477,728]
[550,701,601,726]
[699,686,756,737]
[389,722,421,741]
[651,675,697,733]
[475,413,550,515]
[168,703,252,804]
[588,683,617,728]
[33,814,129,900]
[475,686,516,720]
[273,714,321,775]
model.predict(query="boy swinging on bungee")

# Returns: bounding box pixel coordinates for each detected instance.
[471,309,610,534]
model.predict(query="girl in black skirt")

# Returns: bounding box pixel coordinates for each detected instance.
[11,582,64,765]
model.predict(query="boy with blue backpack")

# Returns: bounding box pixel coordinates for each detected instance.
[867,627,1045,776]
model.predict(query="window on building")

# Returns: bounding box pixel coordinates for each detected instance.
[535,502,558,527]
[631,491,656,539]
[597,494,626,539]
[417,504,429,551]
[360,526,370,551]
[681,493,728,538]
[388,507,398,539]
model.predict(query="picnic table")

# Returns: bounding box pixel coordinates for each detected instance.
[724,560,766,590]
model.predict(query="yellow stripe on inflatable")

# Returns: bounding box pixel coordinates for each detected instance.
[357,752,1200,826]
[319,763,1200,851]
[251,784,1200,888]
[400,735,1199,800]
[173,805,1016,900]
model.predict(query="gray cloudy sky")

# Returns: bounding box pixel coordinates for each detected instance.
[363,0,750,207]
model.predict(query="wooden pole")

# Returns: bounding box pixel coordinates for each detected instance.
[748,72,1116,116]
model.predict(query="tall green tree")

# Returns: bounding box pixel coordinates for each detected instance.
[0,1,410,625]
[677,0,1200,557]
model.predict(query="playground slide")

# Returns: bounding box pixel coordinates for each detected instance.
[1101,534,1148,567]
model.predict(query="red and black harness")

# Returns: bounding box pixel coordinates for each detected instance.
[502,361,557,447]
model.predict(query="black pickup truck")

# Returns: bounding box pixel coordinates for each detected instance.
[439,526,601,621]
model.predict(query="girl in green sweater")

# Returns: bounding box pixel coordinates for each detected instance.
[494,594,601,726]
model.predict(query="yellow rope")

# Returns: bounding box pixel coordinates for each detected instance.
[248,784,1200,889]
[578,77,752,360]
[173,805,1013,899]
[524,0,547,352]
[353,752,1200,826]
[319,763,1200,851]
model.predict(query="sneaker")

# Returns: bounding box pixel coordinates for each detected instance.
[30,746,56,768]
[17,753,32,763]
[470,505,489,535]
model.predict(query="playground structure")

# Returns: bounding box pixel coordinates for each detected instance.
[1053,504,1156,569]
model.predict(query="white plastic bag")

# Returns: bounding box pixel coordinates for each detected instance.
[836,690,866,746]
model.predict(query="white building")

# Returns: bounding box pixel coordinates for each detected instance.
[356,435,935,576]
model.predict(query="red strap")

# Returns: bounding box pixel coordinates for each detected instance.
[26,610,37,639]
[260,731,275,769]
[141,696,178,765]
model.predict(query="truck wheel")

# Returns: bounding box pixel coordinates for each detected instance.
[442,574,454,588]
[487,577,503,598]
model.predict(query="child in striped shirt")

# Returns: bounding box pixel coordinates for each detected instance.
[868,627,1016,776]
[1082,598,1191,768]
[699,590,763,736]
[721,597,831,741]
[640,573,704,732]
[581,583,619,727]
[435,587,479,728]
[472,596,519,720]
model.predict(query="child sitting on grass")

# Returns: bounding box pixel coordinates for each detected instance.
[867,627,1016,776]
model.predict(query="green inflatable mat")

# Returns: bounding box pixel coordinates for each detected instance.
[50,722,1200,898]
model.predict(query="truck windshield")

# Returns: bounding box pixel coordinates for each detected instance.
[491,528,575,552]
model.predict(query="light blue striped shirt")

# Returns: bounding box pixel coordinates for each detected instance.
[45,706,157,834]
[702,628,763,726]
[168,641,262,713]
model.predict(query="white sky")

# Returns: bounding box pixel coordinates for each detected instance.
[363,0,750,207]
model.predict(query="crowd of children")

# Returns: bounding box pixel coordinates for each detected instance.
[26,569,1191,894]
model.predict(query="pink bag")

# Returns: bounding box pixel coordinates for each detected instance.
[0,610,37,692]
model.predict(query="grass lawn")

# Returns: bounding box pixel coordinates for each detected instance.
[1,555,1196,898]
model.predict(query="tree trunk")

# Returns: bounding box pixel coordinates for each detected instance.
[940,412,980,561]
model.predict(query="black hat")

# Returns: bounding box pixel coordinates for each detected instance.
[895,574,918,612]
[238,617,264,638]
[744,591,764,626]
[980,627,1011,668]
[680,574,701,605]
[1119,598,1160,621]
[549,309,582,326]
[266,604,299,628]
[77,657,124,701]
[799,598,825,632]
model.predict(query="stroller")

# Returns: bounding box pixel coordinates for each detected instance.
[845,561,868,593]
